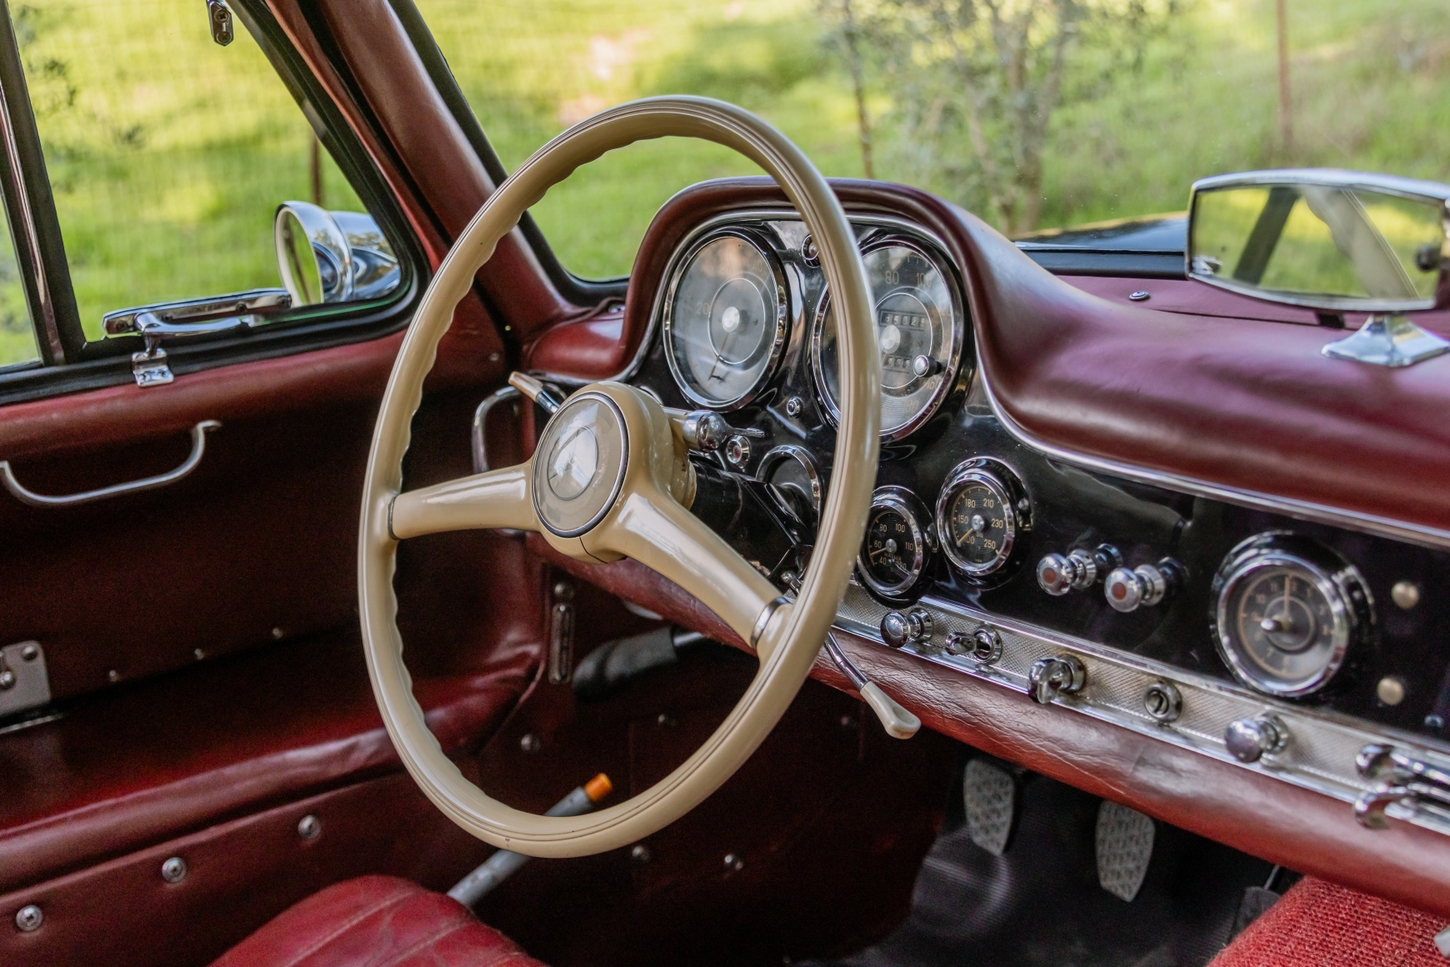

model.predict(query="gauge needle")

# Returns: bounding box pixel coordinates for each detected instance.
[956,514,985,545]
[708,306,741,381]
[1282,574,1293,629]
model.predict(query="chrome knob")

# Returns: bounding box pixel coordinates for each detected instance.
[946,626,1001,664]
[1104,561,1177,612]
[1224,714,1288,763]
[1027,655,1086,705]
[681,410,730,452]
[880,608,933,649]
[1037,548,1100,596]
[1036,554,1073,595]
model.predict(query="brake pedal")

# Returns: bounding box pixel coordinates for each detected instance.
[963,758,1019,856]
[1096,800,1155,902]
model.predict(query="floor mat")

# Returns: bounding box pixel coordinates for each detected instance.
[804,756,1287,967]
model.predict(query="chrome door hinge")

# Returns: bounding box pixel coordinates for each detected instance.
[206,0,234,46]
[548,581,575,685]
[103,289,290,387]
[0,641,50,717]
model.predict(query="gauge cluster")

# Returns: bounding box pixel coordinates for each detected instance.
[624,209,1450,750]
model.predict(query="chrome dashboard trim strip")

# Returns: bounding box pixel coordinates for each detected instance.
[833,582,1450,837]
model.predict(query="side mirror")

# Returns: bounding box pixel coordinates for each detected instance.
[274,202,400,307]
[1187,170,1450,367]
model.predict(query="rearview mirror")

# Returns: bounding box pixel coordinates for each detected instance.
[274,202,400,307]
[1187,170,1450,366]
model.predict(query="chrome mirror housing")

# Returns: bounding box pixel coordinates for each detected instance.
[1187,170,1450,367]
[274,201,400,306]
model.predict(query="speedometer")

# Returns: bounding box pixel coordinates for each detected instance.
[811,237,965,440]
[662,230,790,409]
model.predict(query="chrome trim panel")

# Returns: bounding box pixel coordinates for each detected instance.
[833,581,1450,837]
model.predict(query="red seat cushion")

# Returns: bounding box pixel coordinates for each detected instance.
[209,875,545,967]
[1210,876,1446,967]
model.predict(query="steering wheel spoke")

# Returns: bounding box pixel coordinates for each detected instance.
[390,464,538,539]
[589,487,783,649]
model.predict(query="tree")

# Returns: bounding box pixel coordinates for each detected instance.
[832,0,1176,235]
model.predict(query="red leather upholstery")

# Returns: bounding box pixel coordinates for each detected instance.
[1209,876,1447,967]
[210,875,546,967]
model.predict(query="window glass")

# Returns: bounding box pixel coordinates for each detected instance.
[416,0,1450,279]
[0,193,35,366]
[13,0,377,342]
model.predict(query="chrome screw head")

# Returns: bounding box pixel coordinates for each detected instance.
[630,843,652,865]
[0,668,14,690]
[297,814,321,840]
[1391,581,1420,610]
[723,853,744,873]
[161,857,187,884]
[20,643,38,662]
[785,396,803,418]
[14,904,42,932]
[519,733,542,754]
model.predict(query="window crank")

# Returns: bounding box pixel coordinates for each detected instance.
[823,632,920,739]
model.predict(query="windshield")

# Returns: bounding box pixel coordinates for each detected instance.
[414,0,1450,280]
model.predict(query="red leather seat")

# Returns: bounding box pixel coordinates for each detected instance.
[210,875,546,967]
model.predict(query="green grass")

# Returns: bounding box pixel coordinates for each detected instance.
[1,0,1448,368]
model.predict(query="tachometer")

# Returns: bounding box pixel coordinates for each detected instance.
[663,230,789,409]
[857,487,935,603]
[1211,534,1373,697]
[812,236,965,439]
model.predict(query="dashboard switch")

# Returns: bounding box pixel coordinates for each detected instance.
[880,608,933,649]
[1037,548,1100,596]
[1028,655,1086,704]
[1224,714,1289,763]
[1104,559,1180,612]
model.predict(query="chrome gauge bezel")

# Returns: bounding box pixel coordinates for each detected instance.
[660,227,792,411]
[1210,533,1373,698]
[756,444,823,518]
[935,457,1030,580]
[857,486,936,603]
[810,234,968,441]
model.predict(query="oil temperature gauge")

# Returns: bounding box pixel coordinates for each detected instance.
[857,487,935,604]
[935,458,1030,580]
[1211,533,1374,697]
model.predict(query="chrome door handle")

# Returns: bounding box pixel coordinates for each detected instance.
[0,420,220,507]
[103,289,291,387]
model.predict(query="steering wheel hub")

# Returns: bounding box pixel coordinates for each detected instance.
[533,392,629,537]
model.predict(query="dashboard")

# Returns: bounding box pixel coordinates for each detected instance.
[613,207,1450,843]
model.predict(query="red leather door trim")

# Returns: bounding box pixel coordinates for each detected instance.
[0,773,499,967]
[0,629,534,895]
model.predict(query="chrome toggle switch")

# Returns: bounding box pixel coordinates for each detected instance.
[880,608,934,649]
[1027,655,1086,705]
[946,625,1001,664]
[1224,714,1289,763]
[1104,558,1181,613]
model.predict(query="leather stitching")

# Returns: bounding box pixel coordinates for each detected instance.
[269,883,415,967]
[370,918,469,967]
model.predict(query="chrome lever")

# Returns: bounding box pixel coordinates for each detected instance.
[824,632,920,739]
[104,289,291,387]
[507,372,564,415]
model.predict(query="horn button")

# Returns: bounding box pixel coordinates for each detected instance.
[532,393,629,537]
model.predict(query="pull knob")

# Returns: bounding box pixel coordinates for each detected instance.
[1224,714,1289,763]
[1037,548,1100,596]
[946,626,1001,664]
[880,608,934,649]
[1027,655,1086,704]
[1104,559,1181,612]
[680,410,730,452]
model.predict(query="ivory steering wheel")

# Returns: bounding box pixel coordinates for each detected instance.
[359,97,881,858]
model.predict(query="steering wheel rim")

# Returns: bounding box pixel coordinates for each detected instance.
[359,96,881,858]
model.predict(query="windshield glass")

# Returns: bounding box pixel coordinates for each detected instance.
[415,0,1450,280]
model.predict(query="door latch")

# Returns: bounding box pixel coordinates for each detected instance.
[103,289,290,386]
[0,641,50,718]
